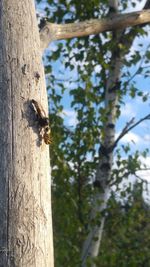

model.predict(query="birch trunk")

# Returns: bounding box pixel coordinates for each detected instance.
[81,55,122,267]
[81,1,122,266]
[0,0,54,266]
[81,0,149,264]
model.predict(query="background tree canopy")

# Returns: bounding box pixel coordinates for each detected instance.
[36,0,150,266]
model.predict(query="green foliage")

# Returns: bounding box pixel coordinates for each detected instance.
[98,182,150,267]
[36,0,150,266]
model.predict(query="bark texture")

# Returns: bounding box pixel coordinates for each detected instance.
[40,9,150,50]
[81,1,123,266]
[0,0,54,266]
[81,0,150,265]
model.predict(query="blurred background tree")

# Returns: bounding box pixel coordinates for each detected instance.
[36,0,150,266]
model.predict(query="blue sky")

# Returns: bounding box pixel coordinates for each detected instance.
[46,36,150,152]
[36,0,150,188]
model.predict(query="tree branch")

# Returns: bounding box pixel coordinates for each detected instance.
[40,9,150,50]
[114,113,150,147]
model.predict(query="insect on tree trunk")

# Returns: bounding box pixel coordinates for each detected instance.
[0,0,54,266]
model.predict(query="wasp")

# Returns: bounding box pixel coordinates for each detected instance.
[31,99,52,145]
[43,125,52,145]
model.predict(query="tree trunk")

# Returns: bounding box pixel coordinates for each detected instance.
[81,1,122,266]
[0,0,54,266]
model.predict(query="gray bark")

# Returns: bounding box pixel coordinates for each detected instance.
[81,0,150,265]
[81,1,123,266]
[0,0,54,266]
[40,9,150,50]
[81,57,122,267]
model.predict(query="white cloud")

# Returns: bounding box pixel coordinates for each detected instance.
[136,156,150,201]
[138,156,150,172]
[49,43,59,52]
[122,132,141,143]
[60,109,78,126]
[116,131,150,146]
[121,103,136,118]
[94,65,102,73]
[143,134,150,142]
[112,157,150,202]
[137,168,150,180]
[124,0,146,12]
[116,131,141,144]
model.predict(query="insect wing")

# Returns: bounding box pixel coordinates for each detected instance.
[31,99,47,118]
